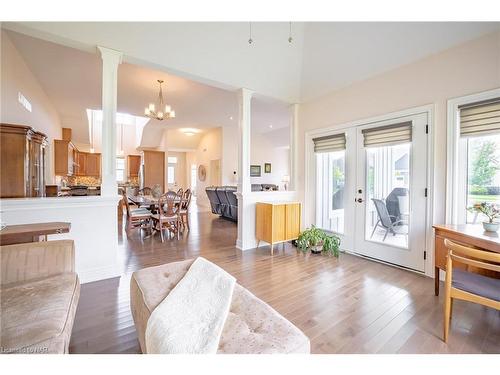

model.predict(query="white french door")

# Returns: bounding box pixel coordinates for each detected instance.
[352,113,428,271]
[315,112,428,272]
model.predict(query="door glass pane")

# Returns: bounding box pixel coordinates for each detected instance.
[466,134,500,223]
[316,151,345,233]
[365,143,410,248]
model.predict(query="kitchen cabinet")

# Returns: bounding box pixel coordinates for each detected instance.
[54,139,76,176]
[74,151,86,176]
[0,123,47,198]
[127,155,141,178]
[255,202,302,255]
[74,151,101,177]
[85,153,101,177]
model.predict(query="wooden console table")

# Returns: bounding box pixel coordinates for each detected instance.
[433,224,500,296]
[0,222,71,246]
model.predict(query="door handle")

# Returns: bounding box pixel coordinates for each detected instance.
[357,198,364,203]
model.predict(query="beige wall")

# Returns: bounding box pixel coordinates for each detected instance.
[250,130,290,187]
[298,30,500,227]
[1,30,62,183]
[195,128,222,208]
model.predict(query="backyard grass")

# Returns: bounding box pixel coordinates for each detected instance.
[468,194,500,203]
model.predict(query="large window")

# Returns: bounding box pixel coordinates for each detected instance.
[465,134,500,223]
[116,157,125,182]
[451,96,500,224]
[316,151,345,233]
[314,133,346,234]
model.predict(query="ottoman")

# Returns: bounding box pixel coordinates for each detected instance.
[130,259,310,354]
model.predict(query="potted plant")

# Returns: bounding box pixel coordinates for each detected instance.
[468,202,500,232]
[297,225,341,257]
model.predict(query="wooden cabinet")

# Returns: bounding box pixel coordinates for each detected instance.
[127,155,141,178]
[142,151,164,191]
[0,123,47,198]
[85,153,101,177]
[256,202,301,254]
[54,139,76,176]
[74,151,86,176]
[74,151,101,177]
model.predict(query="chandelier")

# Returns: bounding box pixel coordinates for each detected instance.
[144,80,175,120]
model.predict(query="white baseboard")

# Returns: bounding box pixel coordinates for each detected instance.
[79,263,121,284]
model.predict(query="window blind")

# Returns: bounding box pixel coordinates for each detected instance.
[312,133,346,153]
[459,99,500,138]
[362,121,412,147]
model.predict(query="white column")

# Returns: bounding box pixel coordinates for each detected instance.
[98,46,123,197]
[289,103,299,191]
[236,88,253,249]
[237,88,253,194]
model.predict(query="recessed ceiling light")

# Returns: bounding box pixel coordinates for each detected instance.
[180,128,200,136]
[229,116,233,120]
[269,124,273,129]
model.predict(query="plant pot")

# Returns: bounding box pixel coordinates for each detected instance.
[482,221,499,232]
[310,245,323,254]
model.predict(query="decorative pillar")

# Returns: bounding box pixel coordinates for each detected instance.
[289,103,299,191]
[237,88,253,194]
[98,46,123,197]
[236,88,253,249]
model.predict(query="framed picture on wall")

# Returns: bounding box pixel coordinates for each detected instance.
[264,163,271,173]
[250,165,261,177]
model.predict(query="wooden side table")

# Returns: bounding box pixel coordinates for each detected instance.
[0,222,71,246]
[255,201,301,255]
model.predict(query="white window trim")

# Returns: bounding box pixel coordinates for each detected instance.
[116,156,125,183]
[446,88,500,224]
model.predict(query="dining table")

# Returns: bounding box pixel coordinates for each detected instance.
[127,193,182,211]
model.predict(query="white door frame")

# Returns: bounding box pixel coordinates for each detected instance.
[304,104,435,276]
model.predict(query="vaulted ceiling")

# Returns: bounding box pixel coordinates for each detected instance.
[4,29,291,149]
[4,21,499,103]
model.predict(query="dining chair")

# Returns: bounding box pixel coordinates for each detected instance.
[179,188,192,231]
[443,239,500,343]
[151,191,181,242]
[121,193,152,232]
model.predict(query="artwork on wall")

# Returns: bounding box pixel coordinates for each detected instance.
[250,165,261,177]
[198,165,207,181]
[264,163,271,173]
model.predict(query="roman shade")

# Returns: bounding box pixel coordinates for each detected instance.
[362,122,412,147]
[312,133,346,153]
[459,99,500,138]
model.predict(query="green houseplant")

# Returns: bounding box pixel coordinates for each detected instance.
[297,225,341,257]
[468,202,500,232]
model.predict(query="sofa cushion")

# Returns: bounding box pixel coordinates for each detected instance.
[131,259,310,354]
[1,273,80,353]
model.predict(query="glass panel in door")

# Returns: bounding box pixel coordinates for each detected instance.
[365,143,410,248]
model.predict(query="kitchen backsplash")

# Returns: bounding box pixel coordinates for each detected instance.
[67,176,101,186]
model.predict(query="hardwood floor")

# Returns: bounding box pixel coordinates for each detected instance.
[69,207,500,354]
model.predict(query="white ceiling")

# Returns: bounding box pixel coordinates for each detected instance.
[5,30,291,149]
[4,21,499,103]
[300,22,500,101]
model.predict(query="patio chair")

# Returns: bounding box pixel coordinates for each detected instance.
[371,198,408,242]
